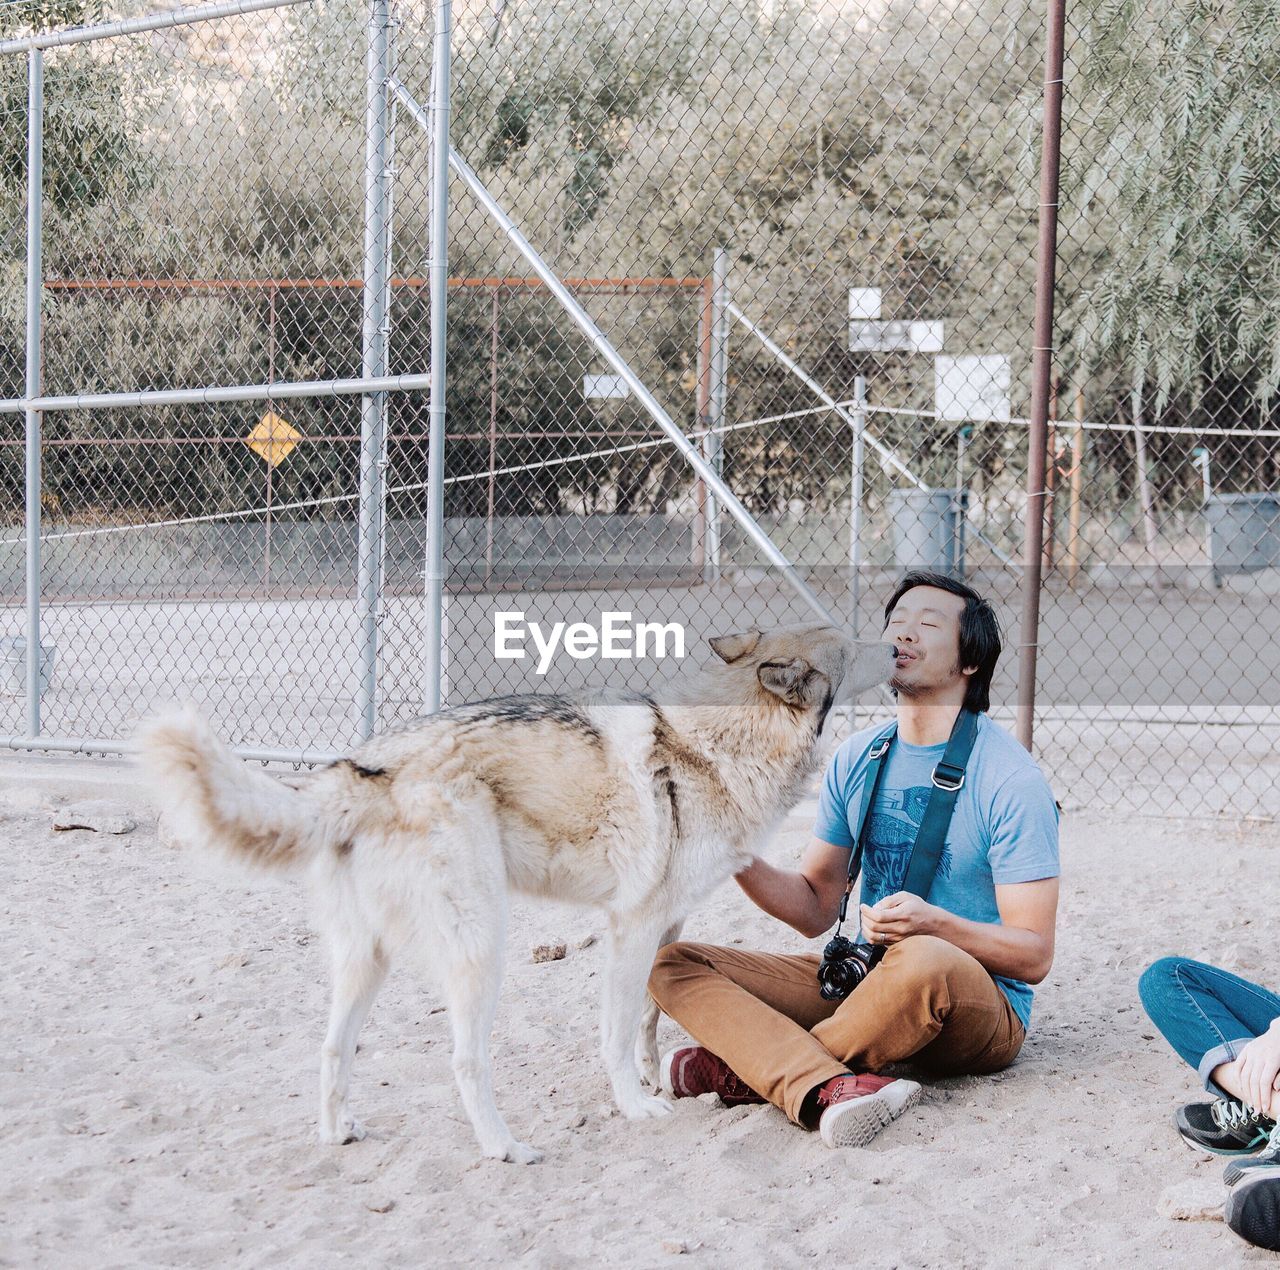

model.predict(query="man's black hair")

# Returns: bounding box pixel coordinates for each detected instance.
[882,571,1002,714]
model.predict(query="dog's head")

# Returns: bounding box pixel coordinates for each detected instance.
[707,624,894,732]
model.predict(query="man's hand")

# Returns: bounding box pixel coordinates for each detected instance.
[1237,1023,1280,1117]
[859,892,941,945]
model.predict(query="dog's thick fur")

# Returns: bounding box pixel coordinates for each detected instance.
[138,624,892,1163]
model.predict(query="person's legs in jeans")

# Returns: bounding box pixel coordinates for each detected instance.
[1138,957,1280,1097]
[1142,960,1280,1246]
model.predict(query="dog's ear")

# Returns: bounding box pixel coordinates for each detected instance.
[709,629,761,664]
[757,657,815,705]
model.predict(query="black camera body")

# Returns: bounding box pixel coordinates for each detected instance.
[816,934,886,1001]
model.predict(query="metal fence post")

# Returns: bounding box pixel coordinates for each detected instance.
[1131,382,1159,559]
[24,49,44,738]
[422,0,451,712]
[705,246,728,582]
[692,274,711,576]
[1066,384,1085,587]
[1015,0,1066,752]
[356,0,395,738]
[954,422,971,582]
[849,374,867,629]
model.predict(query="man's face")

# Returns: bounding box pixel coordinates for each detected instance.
[884,586,974,698]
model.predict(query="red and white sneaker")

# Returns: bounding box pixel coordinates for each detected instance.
[813,1072,922,1148]
[659,1046,767,1106]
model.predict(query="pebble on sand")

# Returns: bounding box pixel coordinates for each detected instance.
[531,942,567,963]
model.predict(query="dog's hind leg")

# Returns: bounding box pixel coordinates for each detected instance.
[437,945,541,1164]
[636,919,683,1089]
[318,935,389,1145]
[431,895,544,1164]
[418,803,542,1164]
[602,913,676,1120]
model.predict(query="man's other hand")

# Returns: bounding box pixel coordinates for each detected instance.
[859,892,939,944]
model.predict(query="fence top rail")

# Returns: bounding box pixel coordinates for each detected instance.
[0,0,311,54]
[0,372,431,415]
[44,275,708,294]
[866,402,1280,441]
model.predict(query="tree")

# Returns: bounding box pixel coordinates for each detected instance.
[1060,0,1280,414]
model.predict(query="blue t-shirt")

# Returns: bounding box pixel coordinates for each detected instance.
[813,714,1059,1030]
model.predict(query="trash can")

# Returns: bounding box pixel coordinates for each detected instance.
[888,488,968,578]
[1203,493,1280,585]
[1,635,55,696]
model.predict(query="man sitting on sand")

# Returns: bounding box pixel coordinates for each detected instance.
[648,571,1060,1147]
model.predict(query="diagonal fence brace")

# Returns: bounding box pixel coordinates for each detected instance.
[390,78,837,629]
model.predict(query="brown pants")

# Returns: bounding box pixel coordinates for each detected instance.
[648,934,1025,1124]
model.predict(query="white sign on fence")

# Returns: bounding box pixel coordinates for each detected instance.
[848,318,945,354]
[583,373,631,400]
[935,354,1011,421]
[848,287,882,321]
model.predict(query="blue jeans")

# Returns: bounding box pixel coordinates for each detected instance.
[1138,957,1280,1096]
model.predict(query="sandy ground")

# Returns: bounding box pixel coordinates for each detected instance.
[4,770,1280,1269]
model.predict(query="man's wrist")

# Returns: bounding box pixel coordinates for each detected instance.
[920,902,949,939]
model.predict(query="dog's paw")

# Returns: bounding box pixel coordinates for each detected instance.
[618,1092,674,1121]
[490,1139,543,1165]
[319,1116,367,1145]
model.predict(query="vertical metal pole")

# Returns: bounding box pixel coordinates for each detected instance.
[24,50,44,737]
[422,0,451,712]
[1066,384,1085,587]
[485,285,498,591]
[1131,383,1159,559]
[1042,374,1059,572]
[265,285,276,592]
[705,246,728,582]
[1015,0,1066,752]
[1194,447,1214,585]
[954,424,971,582]
[692,275,712,577]
[356,0,395,737]
[849,374,867,630]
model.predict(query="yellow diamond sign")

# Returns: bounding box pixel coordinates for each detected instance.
[245,411,302,468]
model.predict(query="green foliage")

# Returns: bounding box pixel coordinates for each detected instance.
[1062,0,1280,411]
[8,0,1280,528]
[0,0,99,37]
[0,0,138,215]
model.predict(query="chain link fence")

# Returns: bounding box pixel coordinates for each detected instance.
[3,0,1279,818]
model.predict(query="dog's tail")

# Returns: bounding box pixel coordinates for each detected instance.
[137,706,328,872]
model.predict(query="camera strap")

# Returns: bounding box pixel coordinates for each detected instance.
[835,708,979,930]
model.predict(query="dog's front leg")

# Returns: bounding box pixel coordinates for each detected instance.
[602,915,675,1120]
[636,919,683,1089]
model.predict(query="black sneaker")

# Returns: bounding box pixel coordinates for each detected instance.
[1225,1170,1280,1250]
[1225,1123,1280,1187]
[1175,1099,1274,1155]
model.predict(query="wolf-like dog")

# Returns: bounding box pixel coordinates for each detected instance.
[139,623,892,1163]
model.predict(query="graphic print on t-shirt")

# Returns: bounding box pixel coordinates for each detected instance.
[862,785,953,905]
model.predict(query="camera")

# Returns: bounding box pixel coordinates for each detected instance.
[816,934,886,1000]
